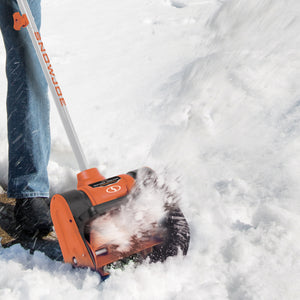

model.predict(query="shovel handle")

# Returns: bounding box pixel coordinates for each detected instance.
[15,0,88,171]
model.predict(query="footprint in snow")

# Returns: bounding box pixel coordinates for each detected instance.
[170,1,187,8]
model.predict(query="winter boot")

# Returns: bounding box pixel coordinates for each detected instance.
[14,197,53,235]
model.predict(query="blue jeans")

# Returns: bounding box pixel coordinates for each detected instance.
[0,0,50,198]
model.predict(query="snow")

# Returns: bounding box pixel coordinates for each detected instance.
[1,0,300,298]
[89,181,168,253]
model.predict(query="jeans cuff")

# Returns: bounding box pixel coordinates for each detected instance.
[8,191,49,199]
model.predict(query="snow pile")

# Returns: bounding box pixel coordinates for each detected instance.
[1,0,300,299]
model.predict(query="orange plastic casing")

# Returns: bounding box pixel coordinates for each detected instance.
[50,168,161,275]
[13,12,29,31]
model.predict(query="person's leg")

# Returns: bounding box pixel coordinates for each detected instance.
[0,0,50,199]
[0,0,52,233]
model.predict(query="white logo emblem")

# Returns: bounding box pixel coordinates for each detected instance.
[106,185,121,193]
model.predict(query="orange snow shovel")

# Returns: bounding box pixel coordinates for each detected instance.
[14,0,190,276]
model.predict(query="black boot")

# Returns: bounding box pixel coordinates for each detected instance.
[14,197,53,235]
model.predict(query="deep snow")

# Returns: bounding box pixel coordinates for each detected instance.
[1,0,300,299]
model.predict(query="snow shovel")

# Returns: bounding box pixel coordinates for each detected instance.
[13,0,190,276]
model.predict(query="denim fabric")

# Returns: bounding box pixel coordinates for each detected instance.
[0,0,50,198]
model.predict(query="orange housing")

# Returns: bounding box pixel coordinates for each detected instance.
[50,167,162,276]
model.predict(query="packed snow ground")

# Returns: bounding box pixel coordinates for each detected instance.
[1,0,300,299]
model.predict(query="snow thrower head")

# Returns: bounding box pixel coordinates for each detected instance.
[51,167,166,276]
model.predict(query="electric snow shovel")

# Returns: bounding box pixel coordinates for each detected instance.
[14,0,190,276]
